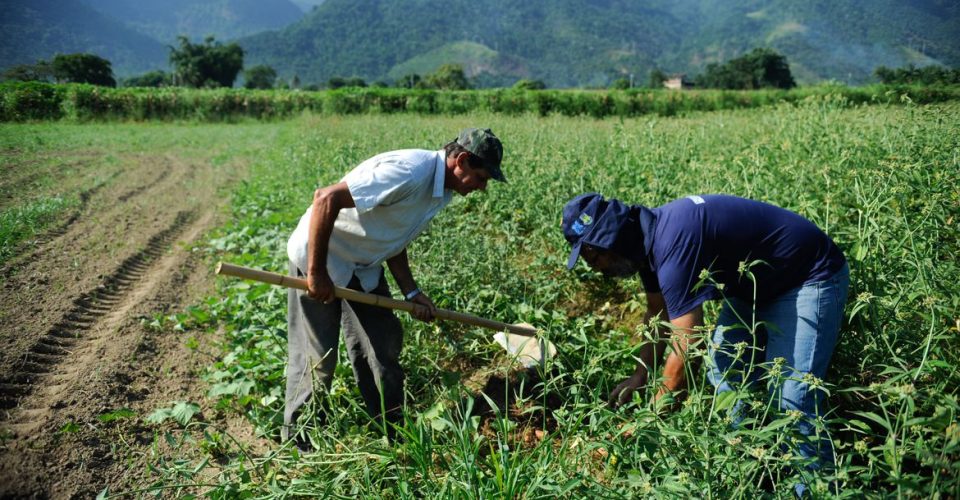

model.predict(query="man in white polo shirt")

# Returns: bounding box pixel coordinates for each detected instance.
[284,128,505,444]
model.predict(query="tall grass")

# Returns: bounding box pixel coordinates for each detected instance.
[0,196,75,266]
[2,81,959,122]
[127,99,958,497]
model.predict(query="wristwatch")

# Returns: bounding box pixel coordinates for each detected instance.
[404,288,421,301]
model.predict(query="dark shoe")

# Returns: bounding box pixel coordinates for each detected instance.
[293,433,315,453]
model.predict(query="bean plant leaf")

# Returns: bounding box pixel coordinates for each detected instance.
[171,402,201,426]
[763,416,794,432]
[845,419,874,433]
[851,411,893,433]
[208,380,255,398]
[146,402,201,426]
[98,408,136,423]
[421,402,452,432]
[59,421,80,434]
[146,408,173,425]
[714,390,740,412]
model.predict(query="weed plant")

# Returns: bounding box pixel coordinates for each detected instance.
[143,98,958,497]
[0,195,74,265]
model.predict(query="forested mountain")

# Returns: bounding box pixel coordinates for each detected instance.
[241,0,683,88]
[655,0,960,84]
[0,0,168,75]
[81,0,304,44]
[239,0,960,87]
[4,0,958,85]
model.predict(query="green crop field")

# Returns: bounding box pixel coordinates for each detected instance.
[4,96,958,497]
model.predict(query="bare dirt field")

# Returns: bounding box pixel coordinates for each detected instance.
[0,137,265,498]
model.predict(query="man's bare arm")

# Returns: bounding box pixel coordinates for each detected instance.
[656,305,705,403]
[306,181,355,302]
[638,293,670,370]
[608,292,669,407]
[386,248,437,321]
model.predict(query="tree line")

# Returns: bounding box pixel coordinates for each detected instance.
[874,64,960,85]
[2,54,118,88]
[0,39,491,91]
[3,41,956,91]
[2,37,265,90]
[632,48,796,90]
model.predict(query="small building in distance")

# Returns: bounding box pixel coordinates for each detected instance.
[664,75,695,90]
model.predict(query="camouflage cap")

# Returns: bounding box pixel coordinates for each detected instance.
[455,127,506,182]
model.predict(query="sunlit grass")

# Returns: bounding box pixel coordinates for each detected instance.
[103,98,960,497]
[0,195,75,266]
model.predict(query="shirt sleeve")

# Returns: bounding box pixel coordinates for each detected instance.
[654,220,718,319]
[343,156,421,214]
[639,268,660,293]
[657,259,718,319]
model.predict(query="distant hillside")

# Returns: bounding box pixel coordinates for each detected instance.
[0,0,168,75]
[81,0,304,44]
[4,0,957,86]
[241,0,680,88]
[239,0,960,87]
[656,0,960,85]
[290,0,327,13]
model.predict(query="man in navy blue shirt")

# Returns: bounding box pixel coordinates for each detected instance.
[562,193,849,474]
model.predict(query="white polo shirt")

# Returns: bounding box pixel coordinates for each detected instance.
[287,149,453,292]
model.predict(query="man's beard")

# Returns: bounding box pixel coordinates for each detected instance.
[602,256,640,278]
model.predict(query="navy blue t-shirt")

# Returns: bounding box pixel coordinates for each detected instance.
[638,195,846,319]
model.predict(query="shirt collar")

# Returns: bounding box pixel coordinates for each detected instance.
[433,150,447,198]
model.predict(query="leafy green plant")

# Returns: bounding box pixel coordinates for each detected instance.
[147,402,202,426]
[118,100,960,497]
[59,421,81,434]
[98,408,137,423]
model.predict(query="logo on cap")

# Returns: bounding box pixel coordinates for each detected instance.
[571,213,593,235]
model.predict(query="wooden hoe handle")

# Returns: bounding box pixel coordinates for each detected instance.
[215,262,537,336]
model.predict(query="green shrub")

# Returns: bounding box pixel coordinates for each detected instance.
[0,81,65,121]
[1,82,959,122]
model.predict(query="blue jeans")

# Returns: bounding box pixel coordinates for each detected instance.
[707,263,849,469]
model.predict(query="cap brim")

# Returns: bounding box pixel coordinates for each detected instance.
[566,241,583,270]
[486,162,506,182]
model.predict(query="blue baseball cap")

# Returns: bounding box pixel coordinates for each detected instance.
[561,193,630,269]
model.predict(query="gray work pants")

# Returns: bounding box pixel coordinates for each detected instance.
[283,261,405,440]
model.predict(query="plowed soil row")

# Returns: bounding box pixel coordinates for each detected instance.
[0,145,254,498]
